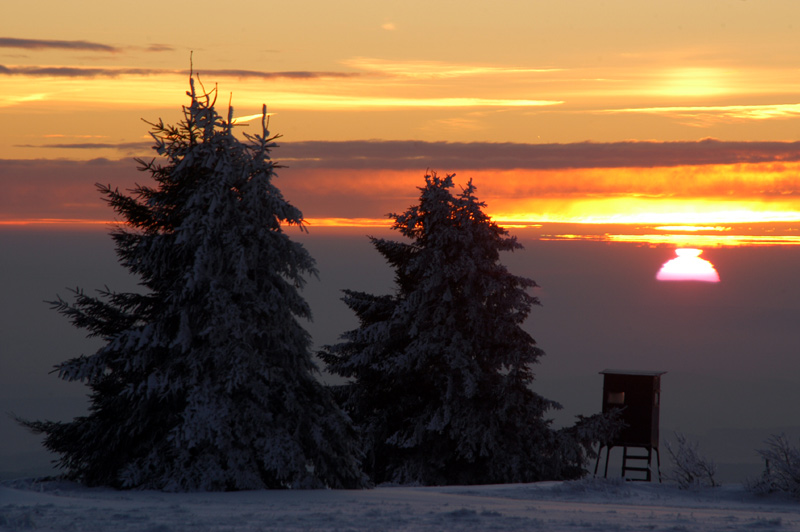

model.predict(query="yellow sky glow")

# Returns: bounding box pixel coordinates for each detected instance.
[550,233,800,248]
[490,199,800,225]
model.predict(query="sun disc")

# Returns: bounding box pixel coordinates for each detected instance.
[656,248,720,283]
[674,248,702,258]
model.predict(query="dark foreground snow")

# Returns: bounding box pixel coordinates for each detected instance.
[1,477,798,531]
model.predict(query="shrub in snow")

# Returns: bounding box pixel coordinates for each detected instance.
[665,432,719,489]
[321,173,619,485]
[748,434,800,498]
[19,78,366,491]
[552,410,624,479]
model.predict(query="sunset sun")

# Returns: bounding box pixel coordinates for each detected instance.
[656,248,720,283]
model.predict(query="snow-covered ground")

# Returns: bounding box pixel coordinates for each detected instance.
[1,477,797,531]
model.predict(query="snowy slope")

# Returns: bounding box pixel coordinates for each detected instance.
[1,477,798,531]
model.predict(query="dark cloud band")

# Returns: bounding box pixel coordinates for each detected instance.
[202,69,360,80]
[0,64,360,79]
[0,37,119,52]
[0,65,160,78]
[14,141,152,151]
[277,139,800,170]
[15,139,800,170]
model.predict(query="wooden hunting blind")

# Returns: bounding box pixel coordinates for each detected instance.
[594,369,666,482]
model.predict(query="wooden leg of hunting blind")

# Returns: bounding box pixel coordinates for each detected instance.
[655,447,662,483]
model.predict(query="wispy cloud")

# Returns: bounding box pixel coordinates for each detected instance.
[0,64,360,79]
[42,134,109,139]
[325,96,562,108]
[144,43,175,52]
[0,65,162,78]
[206,69,360,80]
[0,37,119,52]
[600,103,800,123]
[214,93,563,110]
[343,57,562,79]
[14,141,152,151]
[230,113,273,124]
[1,93,48,106]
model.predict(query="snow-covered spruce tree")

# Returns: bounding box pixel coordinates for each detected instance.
[321,172,600,485]
[22,79,366,491]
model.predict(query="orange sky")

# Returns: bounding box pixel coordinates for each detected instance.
[2,1,800,244]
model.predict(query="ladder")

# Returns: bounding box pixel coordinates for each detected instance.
[622,446,656,482]
[594,444,662,482]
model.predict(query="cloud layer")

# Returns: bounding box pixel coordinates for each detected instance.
[0,37,119,52]
[0,64,360,79]
[19,139,800,170]
[265,138,800,170]
[4,140,800,225]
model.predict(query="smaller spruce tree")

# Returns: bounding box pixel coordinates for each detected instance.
[323,173,578,485]
[21,78,366,491]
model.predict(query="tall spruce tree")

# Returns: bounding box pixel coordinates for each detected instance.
[322,173,612,485]
[22,78,366,491]
[322,173,547,484]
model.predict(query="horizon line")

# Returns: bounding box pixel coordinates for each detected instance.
[5,218,800,247]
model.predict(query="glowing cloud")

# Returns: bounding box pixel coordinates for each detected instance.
[265,94,563,109]
[489,197,800,226]
[231,113,273,124]
[343,57,561,79]
[0,92,47,107]
[602,103,800,123]
[656,249,720,282]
